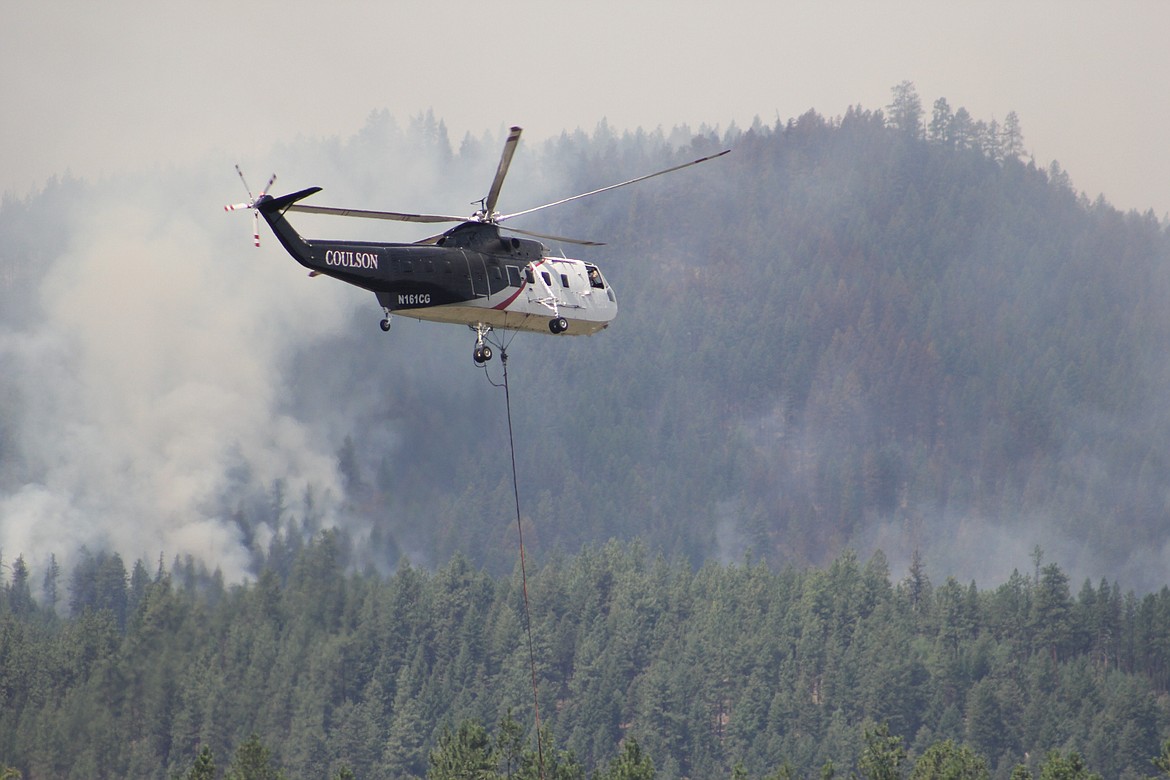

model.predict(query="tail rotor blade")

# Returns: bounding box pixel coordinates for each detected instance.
[227,165,272,246]
[235,164,256,203]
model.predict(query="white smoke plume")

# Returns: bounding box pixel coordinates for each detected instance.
[0,117,565,584]
[0,174,352,582]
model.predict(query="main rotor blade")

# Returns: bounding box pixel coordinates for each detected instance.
[285,204,466,224]
[413,231,448,246]
[484,126,522,216]
[498,148,731,223]
[408,223,603,247]
[501,225,605,247]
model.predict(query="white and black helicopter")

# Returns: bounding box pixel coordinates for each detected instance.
[227,126,728,363]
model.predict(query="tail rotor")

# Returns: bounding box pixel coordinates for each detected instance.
[224,166,276,247]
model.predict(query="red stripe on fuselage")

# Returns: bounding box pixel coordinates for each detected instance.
[492,284,526,310]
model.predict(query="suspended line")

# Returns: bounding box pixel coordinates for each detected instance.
[500,348,546,780]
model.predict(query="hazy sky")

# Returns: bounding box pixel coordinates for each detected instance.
[3,1,1169,217]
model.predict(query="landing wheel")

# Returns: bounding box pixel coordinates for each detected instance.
[474,344,493,364]
[379,318,392,332]
[549,316,568,334]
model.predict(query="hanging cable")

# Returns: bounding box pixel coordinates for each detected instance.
[499,348,546,780]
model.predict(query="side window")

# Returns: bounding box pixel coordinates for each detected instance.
[541,271,551,286]
[560,273,569,288]
[507,266,523,287]
[525,268,535,284]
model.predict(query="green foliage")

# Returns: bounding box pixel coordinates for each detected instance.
[5,540,1169,779]
[762,761,797,780]
[225,734,285,780]
[1035,750,1101,780]
[6,97,1170,778]
[183,746,215,780]
[428,721,496,780]
[1154,739,1170,777]
[425,717,583,780]
[597,739,655,780]
[910,740,988,780]
[858,723,906,780]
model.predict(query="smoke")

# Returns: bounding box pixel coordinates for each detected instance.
[849,507,1167,594]
[0,117,578,584]
[0,174,352,582]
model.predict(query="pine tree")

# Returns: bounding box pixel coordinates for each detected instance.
[427,721,496,780]
[1032,563,1073,660]
[597,738,655,780]
[1036,750,1101,780]
[858,723,906,780]
[910,740,989,780]
[6,556,32,616]
[929,98,954,146]
[185,746,215,780]
[226,734,286,780]
[1153,739,1170,777]
[42,553,60,612]
[887,81,923,137]
[1002,112,1025,159]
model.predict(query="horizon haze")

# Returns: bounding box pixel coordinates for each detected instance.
[3,1,1169,217]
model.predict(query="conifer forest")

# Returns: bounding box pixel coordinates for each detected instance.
[3,83,1170,778]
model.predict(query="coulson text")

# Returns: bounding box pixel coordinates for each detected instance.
[324,250,378,270]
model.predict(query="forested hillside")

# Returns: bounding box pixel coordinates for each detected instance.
[2,535,1170,778]
[4,86,1170,777]
[289,95,1170,587]
[3,88,1170,586]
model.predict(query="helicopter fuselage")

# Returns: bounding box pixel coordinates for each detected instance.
[257,189,617,336]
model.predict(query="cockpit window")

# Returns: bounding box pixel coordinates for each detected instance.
[586,265,605,289]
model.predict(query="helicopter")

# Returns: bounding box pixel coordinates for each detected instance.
[227,126,728,363]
